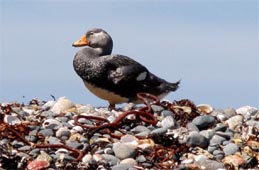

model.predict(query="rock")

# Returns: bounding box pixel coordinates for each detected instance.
[161,110,174,117]
[224,107,237,118]
[186,132,209,148]
[102,154,120,166]
[192,115,215,130]
[38,129,54,137]
[210,134,227,145]
[223,143,239,156]
[55,127,71,138]
[151,105,164,112]
[226,115,243,130]
[151,127,167,135]
[120,158,137,166]
[236,106,258,120]
[186,122,199,132]
[212,150,225,160]
[111,164,133,170]
[214,123,227,132]
[200,129,215,140]
[42,119,62,130]
[160,115,177,129]
[112,143,137,159]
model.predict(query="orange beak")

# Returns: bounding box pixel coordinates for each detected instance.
[72,35,88,47]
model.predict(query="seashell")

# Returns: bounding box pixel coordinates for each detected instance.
[4,115,21,125]
[50,96,75,114]
[197,104,213,114]
[172,105,192,114]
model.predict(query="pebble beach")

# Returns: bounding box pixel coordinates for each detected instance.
[0,96,258,170]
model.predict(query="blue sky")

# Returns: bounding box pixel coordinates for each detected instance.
[1,0,258,109]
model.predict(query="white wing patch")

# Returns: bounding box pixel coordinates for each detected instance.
[136,71,147,81]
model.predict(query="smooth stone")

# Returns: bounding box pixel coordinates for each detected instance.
[104,148,114,155]
[102,154,120,166]
[56,127,71,138]
[213,150,224,157]
[207,145,218,153]
[223,107,237,118]
[82,154,92,164]
[223,143,239,156]
[196,159,225,169]
[26,135,37,143]
[150,127,167,135]
[151,105,164,112]
[136,155,146,163]
[209,134,226,145]
[18,145,31,151]
[214,123,227,132]
[226,115,243,130]
[39,129,54,137]
[111,164,133,170]
[186,122,199,132]
[132,125,150,134]
[71,126,84,133]
[200,130,215,140]
[215,131,232,140]
[112,143,137,159]
[120,158,137,166]
[160,116,177,129]
[222,140,231,146]
[161,110,174,117]
[217,113,228,122]
[210,109,224,117]
[29,149,40,157]
[135,131,150,137]
[47,136,62,144]
[192,115,215,130]
[42,119,62,130]
[11,141,24,148]
[65,140,83,149]
[186,131,209,148]
[42,101,55,110]
[40,111,57,117]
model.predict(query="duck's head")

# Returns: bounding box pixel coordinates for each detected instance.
[73,28,113,55]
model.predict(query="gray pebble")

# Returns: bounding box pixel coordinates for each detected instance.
[42,119,62,130]
[40,111,57,117]
[111,164,133,170]
[65,140,83,149]
[214,123,227,132]
[56,127,71,138]
[136,155,146,163]
[215,131,232,140]
[104,148,114,155]
[186,132,209,148]
[213,150,224,160]
[160,116,177,129]
[209,134,226,145]
[151,105,164,112]
[223,143,239,156]
[39,129,54,137]
[207,145,218,153]
[102,154,120,166]
[192,115,215,130]
[47,136,62,144]
[224,107,237,118]
[18,145,31,151]
[199,129,215,140]
[161,110,174,117]
[112,143,137,159]
[132,125,150,134]
[150,127,167,135]
[186,122,199,132]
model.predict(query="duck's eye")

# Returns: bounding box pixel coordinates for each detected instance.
[89,32,94,36]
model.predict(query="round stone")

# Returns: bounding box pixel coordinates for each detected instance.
[112,143,137,159]
[192,115,215,130]
[226,115,243,130]
[161,110,174,117]
[210,134,226,145]
[186,132,209,148]
[160,116,177,129]
[102,154,120,166]
[223,143,239,156]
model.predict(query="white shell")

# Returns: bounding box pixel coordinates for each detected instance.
[4,115,21,125]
